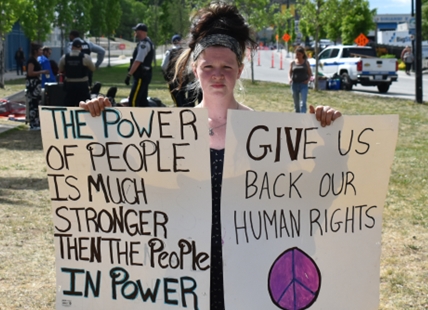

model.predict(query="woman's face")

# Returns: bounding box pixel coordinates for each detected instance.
[193,46,243,99]
[296,51,304,59]
[37,48,43,56]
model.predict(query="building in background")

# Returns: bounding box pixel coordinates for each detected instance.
[375,14,428,58]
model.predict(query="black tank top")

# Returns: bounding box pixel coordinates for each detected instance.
[210,148,225,310]
[291,60,309,83]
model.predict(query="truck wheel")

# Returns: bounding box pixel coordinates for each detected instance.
[377,84,390,93]
[341,73,353,91]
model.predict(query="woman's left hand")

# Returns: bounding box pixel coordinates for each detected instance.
[309,105,342,127]
[79,97,112,117]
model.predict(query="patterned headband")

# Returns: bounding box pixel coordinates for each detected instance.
[193,34,242,61]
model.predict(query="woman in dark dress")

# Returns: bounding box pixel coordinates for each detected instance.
[26,43,48,130]
[80,3,341,309]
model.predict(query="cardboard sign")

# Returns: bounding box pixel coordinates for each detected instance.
[40,107,212,309]
[221,111,398,309]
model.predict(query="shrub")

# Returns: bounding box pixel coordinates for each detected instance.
[380,54,396,59]
[376,47,388,57]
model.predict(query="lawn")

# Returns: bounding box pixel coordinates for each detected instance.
[0,63,427,309]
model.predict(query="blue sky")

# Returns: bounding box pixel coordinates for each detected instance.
[369,0,412,14]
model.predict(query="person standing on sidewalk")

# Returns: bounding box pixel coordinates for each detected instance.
[15,47,25,75]
[289,46,312,113]
[125,23,154,107]
[26,43,49,130]
[401,46,414,75]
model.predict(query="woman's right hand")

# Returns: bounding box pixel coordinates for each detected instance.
[79,97,112,117]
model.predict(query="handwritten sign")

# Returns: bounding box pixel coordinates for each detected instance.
[40,107,212,309]
[221,112,398,309]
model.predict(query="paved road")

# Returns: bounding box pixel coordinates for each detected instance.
[242,49,428,102]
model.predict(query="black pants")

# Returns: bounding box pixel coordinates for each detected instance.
[64,81,91,107]
[129,70,152,107]
[88,70,93,87]
[16,61,23,75]
[405,62,412,73]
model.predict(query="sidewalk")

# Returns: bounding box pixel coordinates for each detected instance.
[3,70,26,82]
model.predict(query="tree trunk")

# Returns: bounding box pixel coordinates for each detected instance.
[0,34,5,89]
[251,52,255,83]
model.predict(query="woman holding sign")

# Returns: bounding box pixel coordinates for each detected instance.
[80,2,341,309]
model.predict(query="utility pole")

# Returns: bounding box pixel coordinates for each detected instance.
[415,0,423,103]
[411,0,415,73]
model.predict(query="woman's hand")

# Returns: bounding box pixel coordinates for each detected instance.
[309,105,342,127]
[79,97,112,117]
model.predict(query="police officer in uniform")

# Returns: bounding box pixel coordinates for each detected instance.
[67,30,105,87]
[59,39,96,107]
[125,23,154,108]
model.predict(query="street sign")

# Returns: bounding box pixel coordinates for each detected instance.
[275,34,279,41]
[119,43,126,50]
[354,33,369,46]
[282,33,291,42]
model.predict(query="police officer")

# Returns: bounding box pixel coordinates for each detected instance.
[67,30,105,87]
[59,39,96,107]
[125,23,154,108]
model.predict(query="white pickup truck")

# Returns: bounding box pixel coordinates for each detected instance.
[309,45,398,93]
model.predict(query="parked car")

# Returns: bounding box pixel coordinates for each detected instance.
[308,45,398,93]
[310,39,335,50]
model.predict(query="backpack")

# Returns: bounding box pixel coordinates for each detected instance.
[163,47,183,82]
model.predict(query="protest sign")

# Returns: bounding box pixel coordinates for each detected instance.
[221,112,398,309]
[40,107,212,309]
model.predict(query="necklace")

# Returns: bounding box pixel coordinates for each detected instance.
[209,123,226,136]
[208,102,240,136]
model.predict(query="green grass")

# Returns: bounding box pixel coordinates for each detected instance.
[1,63,428,309]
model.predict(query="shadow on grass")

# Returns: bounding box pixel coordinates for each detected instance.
[0,178,49,208]
[0,176,48,194]
[0,126,43,151]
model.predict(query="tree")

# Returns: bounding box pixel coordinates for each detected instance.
[323,0,342,43]
[19,0,58,43]
[116,0,149,41]
[89,0,108,38]
[54,0,76,54]
[227,0,275,83]
[297,0,327,90]
[421,0,428,40]
[273,6,294,53]
[340,0,376,44]
[104,0,122,66]
[70,0,93,36]
[0,0,28,88]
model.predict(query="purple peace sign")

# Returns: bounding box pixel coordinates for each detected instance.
[268,247,321,310]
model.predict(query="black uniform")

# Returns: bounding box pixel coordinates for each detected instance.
[63,52,91,107]
[128,37,154,107]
